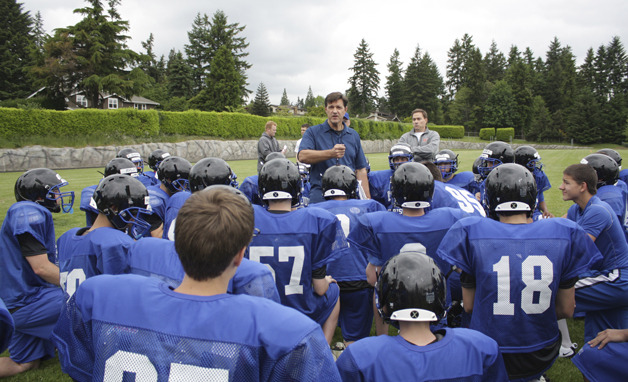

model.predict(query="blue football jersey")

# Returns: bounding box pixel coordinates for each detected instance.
[137,173,160,188]
[596,185,628,241]
[0,202,58,309]
[572,340,628,382]
[336,328,507,382]
[446,170,476,192]
[247,205,347,317]
[368,169,394,210]
[315,199,386,282]
[57,227,133,300]
[79,184,98,226]
[437,217,602,352]
[52,274,340,382]
[428,180,486,217]
[147,186,170,221]
[128,238,280,302]
[239,175,263,206]
[162,191,191,240]
[0,298,14,353]
[567,196,628,271]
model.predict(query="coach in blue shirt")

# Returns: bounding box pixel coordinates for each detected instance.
[298,92,370,204]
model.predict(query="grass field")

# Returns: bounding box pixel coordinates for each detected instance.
[0,146,618,381]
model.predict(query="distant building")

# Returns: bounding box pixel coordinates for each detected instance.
[364,111,401,122]
[269,104,306,116]
[67,92,160,110]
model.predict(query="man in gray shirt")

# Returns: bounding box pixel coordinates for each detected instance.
[397,108,440,161]
[257,121,285,173]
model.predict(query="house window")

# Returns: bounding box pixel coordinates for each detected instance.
[134,103,147,110]
[108,98,118,109]
[76,95,87,107]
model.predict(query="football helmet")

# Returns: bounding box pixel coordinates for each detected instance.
[147,149,171,172]
[93,174,152,239]
[434,149,459,179]
[597,148,623,169]
[388,143,413,170]
[189,157,238,192]
[322,165,358,199]
[581,153,619,188]
[390,162,434,209]
[265,152,286,162]
[478,141,514,179]
[514,145,543,177]
[484,163,537,220]
[201,184,251,205]
[117,148,144,173]
[258,158,302,206]
[104,158,139,177]
[376,251,447,325]
[157,156,191,194]
[14,168,75,213]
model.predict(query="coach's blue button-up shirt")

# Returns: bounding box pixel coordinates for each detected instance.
[298,120,367,203]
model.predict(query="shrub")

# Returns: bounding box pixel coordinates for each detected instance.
[431,125,465,139]
[495,127,515,142]
[479,128,496,140]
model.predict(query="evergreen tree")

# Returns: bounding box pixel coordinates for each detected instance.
[385,48,404,117]
[482,80,517,127]
[0,0,36,99]
[402,46,445,122]
[250,82,271,116]
[445,33,475,99]
[567,87,601,144]
[295,96,304,109]
[36,0,142,107]
[484,40,506,83]
[542,37,576,114]
[347,38,380,116]
[185,13,211,94]
[527,96,551,141]
[304,86,316,108]
[189,45,242,112]
[280,88,290,105]
[166,49,193,99]
[504,53,534,137]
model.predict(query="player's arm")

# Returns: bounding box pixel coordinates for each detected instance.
[365,263,379,286]
[460,270,476,314]
[555,277,577,319]
[355,168,371,199]
[18,233,60,286]
[312,265,335,296]
[538,201,554,218]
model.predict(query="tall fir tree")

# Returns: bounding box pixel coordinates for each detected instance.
[280,88,290,105]
[185,13,212,95]
[251,82,271,116]
[0,0,36,99]
[385,48,404,117]
[484,40,506,83]
[402,46,445,122]
[445,33,475,99]
[347,39,380,116]
[189,45,242,112]
[482,80,517,128]
[166,49,193,99]
[504,50,534,137]
[304,86,316,108]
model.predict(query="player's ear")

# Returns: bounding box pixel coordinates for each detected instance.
[233,246,246,267]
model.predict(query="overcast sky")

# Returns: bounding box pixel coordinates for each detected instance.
[19,0,628,106]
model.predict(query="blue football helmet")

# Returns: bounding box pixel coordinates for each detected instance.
[388,143,413,170]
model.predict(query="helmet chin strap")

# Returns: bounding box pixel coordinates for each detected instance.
[495,201,531,212]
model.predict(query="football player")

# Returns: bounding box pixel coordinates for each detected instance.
[515,145,553,219]
[147,156,191,224]
[239,152,285,206]
[572,328,628,381]
[351,162,472,335]
[476,141,515,207]
[434,149,476,192]
[129,185,280,302]
[0,168,74,377]
[58,175,153,301]
[558,163,628,352]
[597,148,628,187]
[144,148,171,184]
[116,148,157,188]
[368,143,413,211]
[163,157,238,240]
[247,158,346,345]
[437,163,601,381]
[52,187,341,381]
[316,165,386,348]
[336,252,508,381]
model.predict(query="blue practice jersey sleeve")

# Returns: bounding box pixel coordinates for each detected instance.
[0,298,14,353]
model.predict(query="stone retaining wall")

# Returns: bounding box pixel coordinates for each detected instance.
[0,139,588,172]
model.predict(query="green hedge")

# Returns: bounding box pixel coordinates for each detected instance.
[0,108,465,142]
[479,128,496,140]
[430,125,465,139]
[495,127,515,142]
[0,107,160,140]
